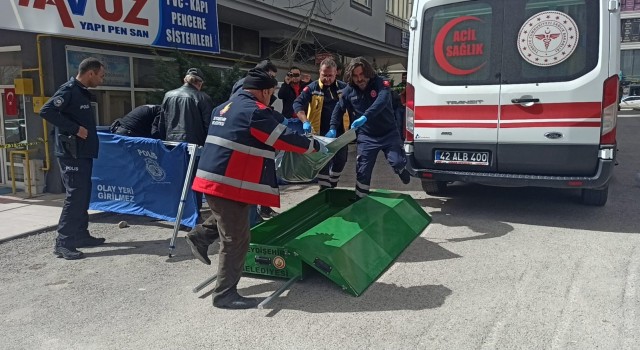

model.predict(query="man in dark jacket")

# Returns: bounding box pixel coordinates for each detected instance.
[188,69,327,309]
[158,68,214,145]
[326,57,411,199]
[277,66,307,133]
[158,68,214,214]
[110,104,162,138]
[39,57,106,260]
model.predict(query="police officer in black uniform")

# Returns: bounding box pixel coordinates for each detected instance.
[40,57,106,260]
[326,57,411,199]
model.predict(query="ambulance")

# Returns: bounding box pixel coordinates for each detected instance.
[404,0,621,206]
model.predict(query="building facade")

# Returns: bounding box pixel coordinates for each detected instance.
[0,0,411,194]
[621,0,640,94]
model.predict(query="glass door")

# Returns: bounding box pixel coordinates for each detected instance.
[0,87,27,186]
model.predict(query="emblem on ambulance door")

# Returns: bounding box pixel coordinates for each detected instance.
[517,11,579,67]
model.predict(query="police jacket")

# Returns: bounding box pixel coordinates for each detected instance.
[293,79,350,135]
[40,77,98,158]
[159,83,213,145]
[277,81,307,119]
[192,90,321,207]
[111,104,162,138]
[330,76,396,137]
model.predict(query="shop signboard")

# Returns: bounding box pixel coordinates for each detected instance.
[1,0,220,54]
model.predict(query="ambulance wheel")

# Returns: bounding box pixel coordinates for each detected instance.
[581,185,609,206]
[421,180,447,195]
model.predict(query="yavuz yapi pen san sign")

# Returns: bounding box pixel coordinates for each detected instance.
[4,0,220,54]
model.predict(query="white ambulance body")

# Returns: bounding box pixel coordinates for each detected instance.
[404,0,620,205]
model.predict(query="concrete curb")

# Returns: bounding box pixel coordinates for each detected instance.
[0,211,113,245]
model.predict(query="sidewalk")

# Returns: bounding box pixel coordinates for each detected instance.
[0,191,101,243]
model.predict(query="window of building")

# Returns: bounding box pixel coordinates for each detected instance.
[219,22,232,51]
[386,0,411,19]
[232,26,260,56]
[351,0,372,15]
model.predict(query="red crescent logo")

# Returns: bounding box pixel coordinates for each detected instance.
[434,16,486,76]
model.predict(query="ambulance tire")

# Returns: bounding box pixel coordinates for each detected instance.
[581,185,609,206]
[421,180,447,196]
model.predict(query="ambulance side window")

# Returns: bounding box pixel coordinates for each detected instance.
[501,0,598,84]
[420,1,501,86]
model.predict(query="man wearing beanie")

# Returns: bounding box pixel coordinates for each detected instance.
[189,68,328,309]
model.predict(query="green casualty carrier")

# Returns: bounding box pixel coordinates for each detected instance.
[193,189,431,306]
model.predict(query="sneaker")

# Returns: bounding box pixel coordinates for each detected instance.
[185,233,211,265]
[75,236,106,248]
[399,169,411,185]
[53,246,85,260]
[259,206,279,219]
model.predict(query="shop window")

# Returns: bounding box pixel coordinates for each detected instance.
[94,90,132,126]
[0,50,22,85]
[133,58,158,88]
[135,92,157,107]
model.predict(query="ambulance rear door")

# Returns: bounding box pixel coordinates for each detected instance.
[411,0,502,172]
[496,0,607,176]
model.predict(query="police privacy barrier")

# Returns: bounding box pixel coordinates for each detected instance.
[89,132,198,228]
[3,0,220,54]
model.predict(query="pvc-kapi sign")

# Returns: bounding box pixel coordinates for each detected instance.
[4,0,220,54]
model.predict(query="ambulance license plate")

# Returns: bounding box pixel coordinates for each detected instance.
[434,150,490,166]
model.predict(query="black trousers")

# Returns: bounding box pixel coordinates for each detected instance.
[56,157,93,248]
[205,195,251,301]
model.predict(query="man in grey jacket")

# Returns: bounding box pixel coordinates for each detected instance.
[158,68,214,146]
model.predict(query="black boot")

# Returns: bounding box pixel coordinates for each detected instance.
[213,291,259,309]
[399,169,411,184]
[53,246,85,260]
[258,205,279,219]
[185,224,219,265]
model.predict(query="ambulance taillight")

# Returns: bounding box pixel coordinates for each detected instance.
[405,82,415,142]
[600,75,618,145]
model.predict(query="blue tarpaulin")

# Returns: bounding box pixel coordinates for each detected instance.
[89,133,198,228]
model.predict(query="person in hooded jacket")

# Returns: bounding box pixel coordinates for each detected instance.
[187,69,328,309]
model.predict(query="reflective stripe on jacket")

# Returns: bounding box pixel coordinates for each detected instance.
[294,80,350,135]
[192,91,320,207]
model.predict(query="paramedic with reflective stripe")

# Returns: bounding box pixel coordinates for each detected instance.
[190,69,326,309]
[327,57,410,199]
[293,57,350,191]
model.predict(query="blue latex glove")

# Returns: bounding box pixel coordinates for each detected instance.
[281,118,289,126]
[319,144,330,154]
[303,121,311,133]
[325,129,337,138]
[351,115,367,129]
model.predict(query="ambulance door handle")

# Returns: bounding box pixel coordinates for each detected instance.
[511,98,540,105]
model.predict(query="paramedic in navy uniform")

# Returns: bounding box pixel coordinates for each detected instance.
[40,57,106,260]
[190,69,327,309]
[326,57,411,199]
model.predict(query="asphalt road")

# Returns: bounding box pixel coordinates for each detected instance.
[1,116,640,349]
